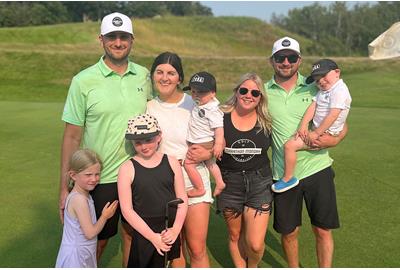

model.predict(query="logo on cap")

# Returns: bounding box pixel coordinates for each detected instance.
[135,125,149,130]
[282,39,291,47]
[191,74,204,83]
[112,17,123,27]
[312,64,321,71]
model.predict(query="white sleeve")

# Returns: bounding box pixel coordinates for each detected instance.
[207,107,224,129]
[330,85,352,109]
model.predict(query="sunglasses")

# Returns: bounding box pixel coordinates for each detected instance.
[238,87,261,98]
[273,54,299,64]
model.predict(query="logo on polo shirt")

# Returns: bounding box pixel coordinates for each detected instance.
[282,39,291,47]
[198,108,205,118]
[112,17,123,27]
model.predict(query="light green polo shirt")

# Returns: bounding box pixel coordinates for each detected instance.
[62,57,152,184]
[265,73,333,181]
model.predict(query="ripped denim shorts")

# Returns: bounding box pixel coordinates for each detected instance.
[216,167,274,217]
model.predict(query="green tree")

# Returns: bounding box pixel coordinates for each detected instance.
[0,1,213,27]
[124,2,168,18]
[31,2,69,25]
[0,2,69,27]
[165,1,212,16]
[271,1,400,56]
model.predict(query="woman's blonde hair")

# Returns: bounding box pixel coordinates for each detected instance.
[220,72,272,134]
[68,149,103,190]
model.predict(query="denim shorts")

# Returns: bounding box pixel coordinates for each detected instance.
[216,167,273,216]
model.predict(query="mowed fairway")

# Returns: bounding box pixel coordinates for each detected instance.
[0,17,399,267]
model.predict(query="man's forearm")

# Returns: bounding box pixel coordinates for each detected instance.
[313,122,348,149]
[59,124,83,193]
[60,139,80,192]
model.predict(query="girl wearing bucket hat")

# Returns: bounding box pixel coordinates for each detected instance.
[117,114,188,267]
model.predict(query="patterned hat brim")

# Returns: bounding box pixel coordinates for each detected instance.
[125,131,159,140]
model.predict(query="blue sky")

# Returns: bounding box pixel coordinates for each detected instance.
[200,1,376,22]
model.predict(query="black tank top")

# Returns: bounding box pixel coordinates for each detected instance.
[217,112,272,173]
[130,154,176,218]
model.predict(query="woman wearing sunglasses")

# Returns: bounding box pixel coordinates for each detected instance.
[216,73,274,267]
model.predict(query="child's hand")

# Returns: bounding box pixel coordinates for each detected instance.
[101,200,118,220]
[150,233,171,256]
[213,143,224,160]
[161,227,179,246]
[296,127,308,141]
[306,131,320,146]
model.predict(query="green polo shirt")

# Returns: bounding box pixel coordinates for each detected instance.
[62,57,152,184]
[265,73,333,181]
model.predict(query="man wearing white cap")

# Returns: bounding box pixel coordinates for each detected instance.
[265,37,348,267]
[59,12,152,266]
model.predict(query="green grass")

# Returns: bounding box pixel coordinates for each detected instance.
[1,16,400,267]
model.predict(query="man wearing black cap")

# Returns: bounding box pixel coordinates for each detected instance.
[59,12,152,266]
[265,38,348,267]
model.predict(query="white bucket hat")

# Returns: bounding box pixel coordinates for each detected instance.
[271,36,301,56]
[100,12,133,36]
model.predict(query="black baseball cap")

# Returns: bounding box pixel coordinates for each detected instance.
[306,59,339,84]
[183,71,217,93]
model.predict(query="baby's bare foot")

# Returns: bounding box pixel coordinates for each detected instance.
[213,182,226,197]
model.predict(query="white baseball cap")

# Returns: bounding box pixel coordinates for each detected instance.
[271,36,301,56]
[100,12,133,36]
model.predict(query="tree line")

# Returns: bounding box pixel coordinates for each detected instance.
[271,1,400,56]
[0,1,212,27]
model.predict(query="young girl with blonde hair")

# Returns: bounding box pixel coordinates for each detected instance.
[56,149,118,268]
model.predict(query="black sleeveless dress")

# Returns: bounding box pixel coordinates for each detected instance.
[127,154,181,268]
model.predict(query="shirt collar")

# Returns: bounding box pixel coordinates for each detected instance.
[98,56,137,77]
[199,97,220,109]
[325,78,343,93]
[266,72,308,90]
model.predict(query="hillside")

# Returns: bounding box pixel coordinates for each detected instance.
[0,15,399,104]
[0,16,311,57]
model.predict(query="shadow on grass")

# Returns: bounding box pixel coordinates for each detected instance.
[0,201,122,268]
[97,232,122,267]
[0,202,62,267]
[262,229,286,267]
[207,205,233,267]
[207,202,286,268]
